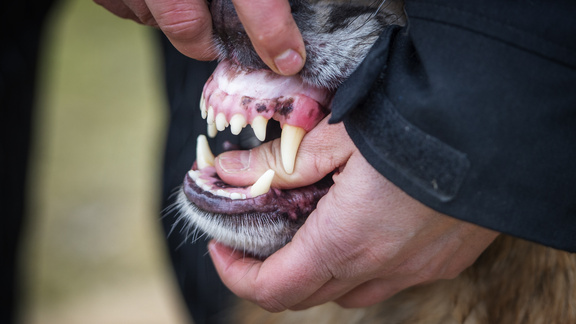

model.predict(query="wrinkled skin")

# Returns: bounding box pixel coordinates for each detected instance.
[210,119,499,311]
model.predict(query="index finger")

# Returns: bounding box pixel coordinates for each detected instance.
[232,0,306,75]
[144,0,217,60]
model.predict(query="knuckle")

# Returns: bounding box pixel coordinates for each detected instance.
[137,11,157,27]
[156,7,209,40]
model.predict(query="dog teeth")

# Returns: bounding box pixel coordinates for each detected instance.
[200,104,306,175]
[216,189,230,198]
[207,106,215,125]
[187,170,199,181]
[251,115,268,142]
[207,123,218,138]
[200,95,207,119]
[230,192,246,200]
[280,124,306,174]
[250,169,275,198]
[230,114,247,135]
[196,135,215,169]
[215,113,228,131]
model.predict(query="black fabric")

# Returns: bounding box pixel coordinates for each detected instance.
[1,1,57,323]
[332,0,576,252]
[158,35,238,324]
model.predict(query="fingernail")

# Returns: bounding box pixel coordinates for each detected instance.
[218,150,251,173]
[274,49,304,75]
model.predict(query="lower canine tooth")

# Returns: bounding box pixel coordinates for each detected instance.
[216,113,228,131]
[250,169,275,198]
[251,116,268,142]
[280,124,306,174]
[196,135,215,169]
[230,114,247,135]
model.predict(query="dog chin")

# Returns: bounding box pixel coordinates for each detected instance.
[178,169,333,258]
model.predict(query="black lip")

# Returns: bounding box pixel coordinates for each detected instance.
[182,170,333,221]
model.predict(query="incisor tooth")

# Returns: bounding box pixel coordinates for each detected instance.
[207,123,218,138]
[196,135,215,169]
[200,96,207,119]
[250,169,275,198]
[230,114,247,135]
[251,115,268,142]
[216,189,231,198]
[207,106,215,125]
[280,124,306,174]
[230,192,246,200]
[216,113,228,131]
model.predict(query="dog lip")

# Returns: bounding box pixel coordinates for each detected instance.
[182,167,333,220]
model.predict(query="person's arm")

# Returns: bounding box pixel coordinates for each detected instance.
[212,119,499,311]
[210,0,576,311]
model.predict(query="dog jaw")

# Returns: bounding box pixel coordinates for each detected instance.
[178,0,406,257]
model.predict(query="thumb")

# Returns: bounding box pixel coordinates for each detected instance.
[144,0,217,60]
[215,119,355,189]
[231,0,306,75]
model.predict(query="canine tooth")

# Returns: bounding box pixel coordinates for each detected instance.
[250,169,275,198]
[251,115,268,142]
[207,123,218,138]
[196,135,215,169]
[230,114,247,135]
[207,106,215,125]
[216,113,228,131]
[200,96,207,119]
[280,124,306,174]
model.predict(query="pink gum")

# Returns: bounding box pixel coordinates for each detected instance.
[202,60,333,132]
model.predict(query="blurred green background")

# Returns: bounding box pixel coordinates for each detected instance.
[18,0,191,323]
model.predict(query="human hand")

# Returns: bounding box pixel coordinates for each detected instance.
[94,0,305,75]
[209,118,499,311]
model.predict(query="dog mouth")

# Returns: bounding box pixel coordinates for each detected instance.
[179,59,335,257]
[198,59,333,173]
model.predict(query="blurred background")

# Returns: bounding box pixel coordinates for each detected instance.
[16,0,191,323]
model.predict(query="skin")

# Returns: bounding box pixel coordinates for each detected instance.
[93,0,305,74]
[98,0,499,311]
[213,118,499,311]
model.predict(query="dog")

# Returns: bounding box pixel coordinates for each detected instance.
[177,0,576,322]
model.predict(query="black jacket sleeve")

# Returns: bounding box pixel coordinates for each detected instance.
[330,0,576,252]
